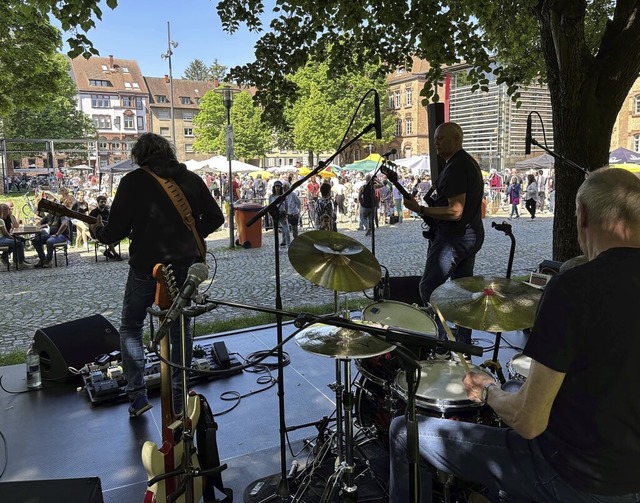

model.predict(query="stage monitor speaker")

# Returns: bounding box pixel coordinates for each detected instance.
[33,314,120,381]
[0,477,103,502]
[388,276,423,307]
[427,102,446,180]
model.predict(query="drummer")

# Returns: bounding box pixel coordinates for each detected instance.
[389,167,640,502]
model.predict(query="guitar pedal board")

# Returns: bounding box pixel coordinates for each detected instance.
[81,341,242,405]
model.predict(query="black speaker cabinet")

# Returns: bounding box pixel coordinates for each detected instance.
[0,477,103,502]
[427,102,446,180]
[33,314,120,381]
[388,276,423,306]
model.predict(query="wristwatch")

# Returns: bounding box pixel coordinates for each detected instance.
[481,382,497,403]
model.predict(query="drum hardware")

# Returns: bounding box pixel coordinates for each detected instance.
[506,353,531,382]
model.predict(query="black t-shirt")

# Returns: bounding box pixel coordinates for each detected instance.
[525,248,640,495]
[431,149,484,237]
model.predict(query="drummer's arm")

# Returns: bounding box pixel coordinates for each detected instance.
[464,361,565,439]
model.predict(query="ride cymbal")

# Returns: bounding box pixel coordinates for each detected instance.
[295,321,394,359]
[430,276,542,332]
[288,231,381,292]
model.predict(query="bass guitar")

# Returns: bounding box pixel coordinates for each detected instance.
[37,199,97,225]
[142,264,203,503]
[380,165,437,240]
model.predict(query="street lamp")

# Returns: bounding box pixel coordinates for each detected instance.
[217,85,237,247]
[160,21,178,147]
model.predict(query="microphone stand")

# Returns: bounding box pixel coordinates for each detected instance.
[241,122,377,502]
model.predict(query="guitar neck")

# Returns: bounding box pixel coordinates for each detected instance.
[37,199,97,225]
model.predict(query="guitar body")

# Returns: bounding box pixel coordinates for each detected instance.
[381,165,437,240]
[142,394,203,503]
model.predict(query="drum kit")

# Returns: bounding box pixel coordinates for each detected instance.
[281,231,543,502]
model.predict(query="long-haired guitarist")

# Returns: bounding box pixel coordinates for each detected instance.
[89,133,224,418]
[402,122,484,345]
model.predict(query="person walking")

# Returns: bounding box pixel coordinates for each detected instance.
[507,175,521,219]
[525,173,539,220]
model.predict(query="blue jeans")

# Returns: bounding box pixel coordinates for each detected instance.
[120,268,193,405]
[389,416,640,503]
[31,232,68,262]
[419,227,484,344]
[0,236,25,263]
[360,206,374,231]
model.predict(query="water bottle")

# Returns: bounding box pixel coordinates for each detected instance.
[26,344,42,389]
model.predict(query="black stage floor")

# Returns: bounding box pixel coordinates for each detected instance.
[0,317,528,503]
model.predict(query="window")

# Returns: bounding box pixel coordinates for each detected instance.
[395,118,402,136]
[185,144,194,153]
[180,96,191,105]
[405,117,413,135]
[194,97,201,105]
[635,96,640,114]
[160,127,170,137]
[121,67,129,73]
[183,111,194,121]
[156,95,167,103]
[122,96,133,107]
[89,79,110,87]
[634,134,640,152]
[184,127,194,137]
[158,109,170,120]
[136,97,143,110]
[92,115,111,129]
[114,116,121,128]
[132,82,140,89]
[137,116,144,130]
[394,91,401,109]
[124,82,132,88]
[91,95,110,108]
[112,142,121,152]
[124,116,134,129]
[101,64,108,71]
[405,87,413,106]
[388,94,395,109]
[98,140,108,150]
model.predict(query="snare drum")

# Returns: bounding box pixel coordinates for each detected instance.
[507,354,532,381]
[394,360,497,423]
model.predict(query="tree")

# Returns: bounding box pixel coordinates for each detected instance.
[215,0,640,261]
[209,59,228,82]
[0,3,68,114]
[286,59,395,165]
[192,90,271,160]
[183,59,212,81]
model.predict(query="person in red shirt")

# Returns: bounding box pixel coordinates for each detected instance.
[307,177,320,200]
[232,175,241,201]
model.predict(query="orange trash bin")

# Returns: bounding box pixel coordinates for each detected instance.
[234,203,263,248]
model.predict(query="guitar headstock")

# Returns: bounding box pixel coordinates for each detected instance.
[380,165,398,184]
[37,198,63,215]
[153,264,178,310]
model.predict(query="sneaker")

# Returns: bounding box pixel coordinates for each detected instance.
[18,262,33,268]
[128,396,153,418]
[42,260,51,268]
[33,260,45,268]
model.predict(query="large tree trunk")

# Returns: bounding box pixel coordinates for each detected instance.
[536,0,640,262]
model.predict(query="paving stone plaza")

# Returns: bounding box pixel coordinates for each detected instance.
[0,212,554,354]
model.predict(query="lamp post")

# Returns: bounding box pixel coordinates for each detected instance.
[160,21,178,147]
[220,85,235,247]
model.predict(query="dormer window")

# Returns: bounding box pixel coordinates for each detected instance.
[180,96,191,105]
[156,95,167,103]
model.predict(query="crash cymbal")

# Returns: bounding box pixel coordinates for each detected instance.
[295,321,395,359]
[430,276,542,333]
[288,231,381,292]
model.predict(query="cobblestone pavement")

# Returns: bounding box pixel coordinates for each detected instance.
[0,210,555,354]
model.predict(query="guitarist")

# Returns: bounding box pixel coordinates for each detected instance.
[402,122,484,345]
[89,133,224,418]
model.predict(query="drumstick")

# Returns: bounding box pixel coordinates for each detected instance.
[431,302,471,374]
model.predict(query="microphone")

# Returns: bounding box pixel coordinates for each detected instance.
[154,262,209,342]
[525,112,532,155]
[492,221,512,233]
[374,91,382,140]
[381,148,397,158]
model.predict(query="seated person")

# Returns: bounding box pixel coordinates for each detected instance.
[71,190,90,249]
[0,203,29,267]
[89,195,121,260]
[31,207,71,268]
[389,167,640,503]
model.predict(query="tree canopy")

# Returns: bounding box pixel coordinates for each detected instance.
[183,58,229,82]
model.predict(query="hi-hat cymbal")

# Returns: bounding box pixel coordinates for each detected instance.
[295,321,394,359]
[431,276,542,333]
[288,231,381,292]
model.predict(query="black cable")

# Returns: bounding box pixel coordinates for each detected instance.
[0,430,7,479]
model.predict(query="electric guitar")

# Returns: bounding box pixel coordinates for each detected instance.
[37,199,97,225]
[380,165,437,240]
[142,264,203,503]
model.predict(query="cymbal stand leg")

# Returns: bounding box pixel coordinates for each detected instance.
[341,358,358,502]
[328,360,344,465]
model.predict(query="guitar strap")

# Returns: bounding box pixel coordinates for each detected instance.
[196,393,233,502]
[142,167,207,262]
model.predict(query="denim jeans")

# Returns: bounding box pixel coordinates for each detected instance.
[31,232,68,262]
[419,227,484,344]
[120,268,192,406]
[389,416,640,503]
[360,206,374,231]
[0,236,25,263]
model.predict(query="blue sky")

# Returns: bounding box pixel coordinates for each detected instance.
[59,0,272,78]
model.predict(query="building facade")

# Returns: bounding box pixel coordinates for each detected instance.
[69,55,149,168]
[611,78,640,151]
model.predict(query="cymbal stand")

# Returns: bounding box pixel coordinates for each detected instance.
[484,221,516,383]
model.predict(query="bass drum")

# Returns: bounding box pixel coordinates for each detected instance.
[354,375,397,444]
[395,360,497,424]
[356,301,437,385]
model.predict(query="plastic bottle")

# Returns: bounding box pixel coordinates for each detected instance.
[26,344,42,389]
